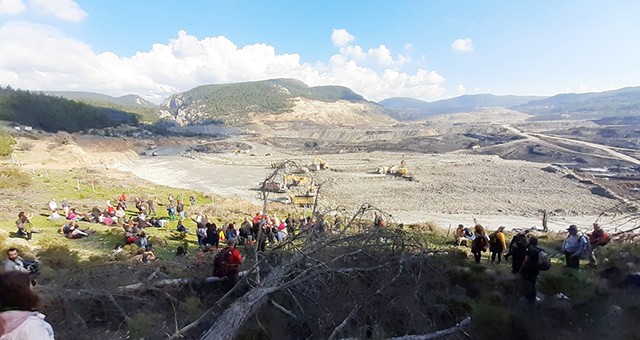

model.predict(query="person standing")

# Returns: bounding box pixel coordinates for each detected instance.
[562,225,588,269]
[470,225,490,264]
[489,226,508,264]
[189,195,196,206]
[176,200,185,220]
[0,271,55,339]
[520,236,542,304]
[146,197,155,216]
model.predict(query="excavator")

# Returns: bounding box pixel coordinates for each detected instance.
[284,174,310,188]
[370,159,414,181]
[310,156,328,171]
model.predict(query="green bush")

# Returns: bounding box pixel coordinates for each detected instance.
[0,132,14,156]
[127,312,158,339]
[178,297,201,322]
[471,300,511,340]
[538,268,598,304]
[39,244,80,269]
[0,166,31,188]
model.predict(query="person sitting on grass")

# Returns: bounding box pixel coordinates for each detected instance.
[142,245,157,263]
[176,220,188,233]
[61,221,90,239]
[15,212,34,239]
[124,227,137,245]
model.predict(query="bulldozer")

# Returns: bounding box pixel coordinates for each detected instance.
[310,155,328,171]
[370,159,414,181]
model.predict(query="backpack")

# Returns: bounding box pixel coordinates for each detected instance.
[489,232,498,244]
[213,249,233,278]
[537,249,551,271]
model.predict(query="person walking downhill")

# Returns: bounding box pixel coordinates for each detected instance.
[489,226,508,264]
[519,236,549,308]
[470,225,490,264]
[507,229,530,274]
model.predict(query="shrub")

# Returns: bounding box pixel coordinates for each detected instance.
[471,300,510,340]
[178,297,201,322]
[15,141,33,151]
[538,268,598,304]
[0,132,15,156]
[39,244,80,269]
[53,131,73,146]
[127,312,158,339]
[0,166,31,188]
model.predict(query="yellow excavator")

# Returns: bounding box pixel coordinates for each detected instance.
[371,159,414,181]
[284,174,310,188]
[310,156,328,171]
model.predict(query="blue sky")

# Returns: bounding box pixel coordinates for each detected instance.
[0,0,639,103]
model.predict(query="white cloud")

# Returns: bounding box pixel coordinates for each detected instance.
[451,38,474,52]
[0,0,26,15]
[331,28,354,47]
[29,0,87,22]
[338,44,411,68]
[456,84,466,94]
[575,84,598,93]
[0,23,447,103]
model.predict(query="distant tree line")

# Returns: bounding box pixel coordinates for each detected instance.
[0,86,138,133]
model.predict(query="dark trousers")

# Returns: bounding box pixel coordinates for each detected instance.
[522,277,537,302]
[565,251,580,268]
[512,253,525,274]
[491,251,503,264]
[472,251,482,264]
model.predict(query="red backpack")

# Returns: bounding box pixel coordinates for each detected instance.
[213,249,233,278]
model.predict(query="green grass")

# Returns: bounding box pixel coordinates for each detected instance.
[0,168,218,261]
[0,131,15,156]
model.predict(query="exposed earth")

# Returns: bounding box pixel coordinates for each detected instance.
[10,113,638,233]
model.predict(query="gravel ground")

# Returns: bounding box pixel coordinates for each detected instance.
[117,144,626,231]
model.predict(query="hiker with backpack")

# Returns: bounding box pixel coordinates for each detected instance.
[489,226,508,264]
[213,238,243,286]
[519,236,550,303]
[506,229,530,274]
[470,225,490,264]
[562,225,588,269]
[587,223,610,266]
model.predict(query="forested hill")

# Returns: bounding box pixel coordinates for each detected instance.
[0,86,138,133]
[379,94,544,121]
[41,91,160,123]
[160,78,369,125]
[513,86,640,120]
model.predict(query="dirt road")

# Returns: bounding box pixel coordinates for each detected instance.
[504,125,640,165]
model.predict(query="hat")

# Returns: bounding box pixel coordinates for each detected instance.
[567,225,578,232]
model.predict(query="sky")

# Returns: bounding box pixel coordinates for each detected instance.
[1,0,639,104]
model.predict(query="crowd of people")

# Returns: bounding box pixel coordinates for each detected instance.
[454,222,611,303]
[3,192,617,338]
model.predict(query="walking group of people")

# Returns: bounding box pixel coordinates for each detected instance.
[455,222,611,303]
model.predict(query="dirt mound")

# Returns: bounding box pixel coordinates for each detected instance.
[252,97,395,128]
